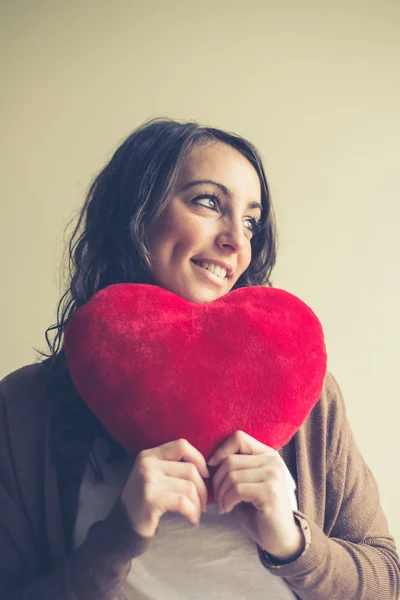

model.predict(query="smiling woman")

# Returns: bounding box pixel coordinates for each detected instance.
[0,118,399,600]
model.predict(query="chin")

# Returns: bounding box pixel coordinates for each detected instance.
[152,276,233,304]
[183,287,230,305]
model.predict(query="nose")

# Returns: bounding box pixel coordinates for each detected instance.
[215,218,246,253]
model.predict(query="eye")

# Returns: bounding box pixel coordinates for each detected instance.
[243,217,260,236]
[192,192,221,211]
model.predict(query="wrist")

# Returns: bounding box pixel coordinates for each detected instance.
[261,521,305,564]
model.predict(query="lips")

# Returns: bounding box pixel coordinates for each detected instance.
[193,261,226,280]
[191,259,233,279]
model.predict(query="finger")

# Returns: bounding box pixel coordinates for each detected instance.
[208,431,275,467]
[160,461,208,511]
[161,476,203,524]
[213,454,268,498]
[219,482,267,514]
[143,439,209,479]
[162,489,201,526]
[216,466,268,507]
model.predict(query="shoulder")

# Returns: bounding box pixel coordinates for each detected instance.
[0,361,50,403]
[0,361,47,392]
[307,372,347,424]
[0,361,51,434]
[300,372,350,469]
[314,372,347,423]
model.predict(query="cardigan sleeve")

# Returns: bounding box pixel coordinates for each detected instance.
[0,500,151,600]
[0,385,151,600]
[259,374,400,599]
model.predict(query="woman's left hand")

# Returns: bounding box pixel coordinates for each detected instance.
[208,430,305,562]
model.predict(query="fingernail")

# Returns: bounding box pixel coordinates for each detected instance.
[204,469,210,478]
[207,456,218,467]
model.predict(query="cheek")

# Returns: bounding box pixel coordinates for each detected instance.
[240,243,252,272]
[171,223,202,255]
[152,221,201,264]
[169,217,208,252]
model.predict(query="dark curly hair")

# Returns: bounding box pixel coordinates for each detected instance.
[43,117,277,357]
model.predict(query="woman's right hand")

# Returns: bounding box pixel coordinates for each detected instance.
[121,439,210,538]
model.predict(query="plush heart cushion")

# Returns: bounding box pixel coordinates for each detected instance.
[65,284,327,467]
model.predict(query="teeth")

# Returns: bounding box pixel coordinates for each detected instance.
[195,260,227,279]
[212,265,222,277]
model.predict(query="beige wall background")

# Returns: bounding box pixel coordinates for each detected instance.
[1,0,399,542]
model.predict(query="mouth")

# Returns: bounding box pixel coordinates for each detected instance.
[191,259,231,281]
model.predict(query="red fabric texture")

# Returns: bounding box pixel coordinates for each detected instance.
[65,284,327,462]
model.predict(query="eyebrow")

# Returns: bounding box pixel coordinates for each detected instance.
[179,179,262,212]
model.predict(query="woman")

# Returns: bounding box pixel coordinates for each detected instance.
[0,118,398,600]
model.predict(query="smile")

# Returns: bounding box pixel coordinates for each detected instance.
[191,260,228,281]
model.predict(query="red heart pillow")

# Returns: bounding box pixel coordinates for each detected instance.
[64,284,327,463]
[65,284,326,458]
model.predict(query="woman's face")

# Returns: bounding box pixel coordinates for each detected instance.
[147,141,262,304]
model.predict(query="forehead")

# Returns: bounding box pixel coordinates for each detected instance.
[176,141,262,201]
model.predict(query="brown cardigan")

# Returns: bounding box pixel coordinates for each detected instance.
[0,357,399,600]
